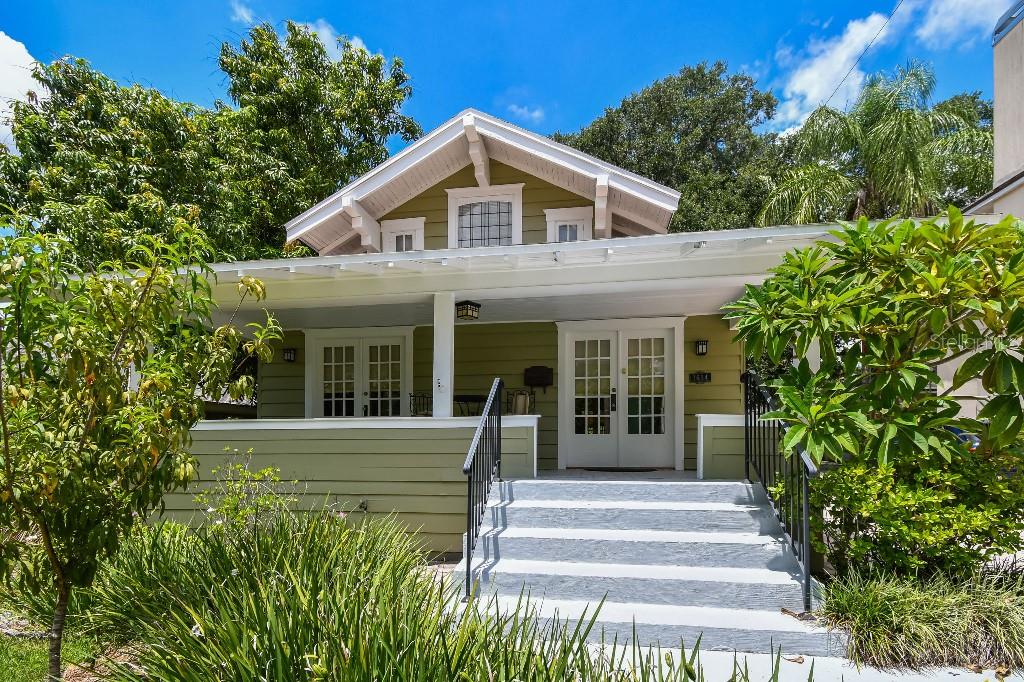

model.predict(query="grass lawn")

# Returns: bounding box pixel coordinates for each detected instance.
[0,634,99,682]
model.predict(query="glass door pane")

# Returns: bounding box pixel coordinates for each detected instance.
[624,335,666,435]
[573,337,613,435]
[323,344,356,417]
[365,342,402,417]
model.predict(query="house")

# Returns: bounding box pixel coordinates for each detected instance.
[174,108,831,541]
[171,109,854,654]
[966,0,1024,217]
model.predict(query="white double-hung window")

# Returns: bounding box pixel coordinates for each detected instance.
[544,207,594,243]
[446,184,524,248]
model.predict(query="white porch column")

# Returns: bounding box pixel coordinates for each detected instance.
[432,292,455,418]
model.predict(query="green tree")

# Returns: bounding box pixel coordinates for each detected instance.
[758,63,993,226]
[553,61,784,231]
[0,217,280,679]
[214,21,421,256]
[0,21,421,266]
[727,211,1024,574]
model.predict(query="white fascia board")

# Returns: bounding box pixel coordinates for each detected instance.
[286,108,684,244]
[470,111,681,212]
[285,118,466,242]
[213,224,832,277]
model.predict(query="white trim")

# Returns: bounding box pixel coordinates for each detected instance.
[432,292,455,418]
[696,413,745,480]
[381,217,425,253]
[446,183,524,248]
[193,415,541,430]
[285,108,681,246]
[556,317,687,470]
[544,206,594,243]
[303,327,415,419]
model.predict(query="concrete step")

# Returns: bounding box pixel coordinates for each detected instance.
[464,558,806,611]
[474,528,800,571]
[481,500,781,535]
[492,480,765,505]
[486,596,844,656]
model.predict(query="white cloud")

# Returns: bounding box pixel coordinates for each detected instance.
[229,0,254,25]
[915,0,1012,48]
[0,31,38,151]
[507,104,545,124]
[300,19,367,61]
[773,12,897,131]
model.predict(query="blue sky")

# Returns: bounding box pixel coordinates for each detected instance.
[0,0,1015,149]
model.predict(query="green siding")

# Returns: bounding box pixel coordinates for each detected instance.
[258,330,306,418]
[380,160,594,249]
[702,425,745,479]
[174,424,535,553]
[683,315,744,470]
[414,322,559,470]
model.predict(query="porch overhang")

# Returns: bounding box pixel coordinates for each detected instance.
[210,226,833,326]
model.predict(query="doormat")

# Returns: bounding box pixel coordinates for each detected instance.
[582,467,658,472]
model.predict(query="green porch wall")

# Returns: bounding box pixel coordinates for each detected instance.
[256,329,307,418]
[413,322,559,470]
[174,424,535,554]
[683,315,744,470]
[380,160,594,249]
[255,316,741,472]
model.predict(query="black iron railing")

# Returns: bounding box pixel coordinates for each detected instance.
[742,371,819,611]
[462,377,504,599]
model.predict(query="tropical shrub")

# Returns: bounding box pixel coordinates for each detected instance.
[728,211,1024,575]
[0,219,279,678]
[821,567,1024,670]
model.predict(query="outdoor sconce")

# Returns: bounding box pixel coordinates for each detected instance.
[695,339,709,356]
[282,347,297,363]
[456,300,481,321]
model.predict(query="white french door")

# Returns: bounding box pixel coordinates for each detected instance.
[564,326,676,469]
[310,333,409,418]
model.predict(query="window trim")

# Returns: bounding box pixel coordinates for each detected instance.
[381,217,425,253]
[544,206,594,243]
[303,327,415,419]
[446,183,524,248]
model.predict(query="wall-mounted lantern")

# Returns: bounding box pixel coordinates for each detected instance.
[695,339,709,356]
[282,347,297,363]
[456,300,481,321]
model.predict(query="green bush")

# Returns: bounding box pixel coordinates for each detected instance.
[6,512,803,680]
[811,450,1024,576]
[821,568,1024,670]
[729,212,1024,575]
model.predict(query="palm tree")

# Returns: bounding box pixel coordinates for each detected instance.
[758,62,993,226]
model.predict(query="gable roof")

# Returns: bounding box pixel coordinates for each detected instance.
[286,108,682,254]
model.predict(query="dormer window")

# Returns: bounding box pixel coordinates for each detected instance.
[381,218,425,253]
[446,184,524,248]
[545,207,594,243]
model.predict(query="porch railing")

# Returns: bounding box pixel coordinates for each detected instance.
[742,371,818,611]
[462,377,504,599]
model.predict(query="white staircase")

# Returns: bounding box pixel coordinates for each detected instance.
[457,477,844,656]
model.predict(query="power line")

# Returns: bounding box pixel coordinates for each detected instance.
[822,0,906,108]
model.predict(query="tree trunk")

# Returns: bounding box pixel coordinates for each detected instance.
[47,581,70,681]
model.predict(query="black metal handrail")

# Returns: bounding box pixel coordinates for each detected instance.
[462,377,504,599]
[742,371,819,611]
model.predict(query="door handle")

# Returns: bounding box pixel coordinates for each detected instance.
[610,390,617,412]
[363,405,368,417]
